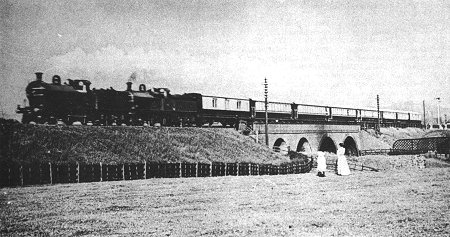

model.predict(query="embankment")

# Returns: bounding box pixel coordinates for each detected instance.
[0,119,289,165]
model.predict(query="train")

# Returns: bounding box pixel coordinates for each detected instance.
[16,72,423,128]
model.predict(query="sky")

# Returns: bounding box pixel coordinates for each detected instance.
[1,0,449,123]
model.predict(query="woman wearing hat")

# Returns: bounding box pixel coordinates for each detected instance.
[337,143,351,176]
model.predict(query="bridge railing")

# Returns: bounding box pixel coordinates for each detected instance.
[393,137,449,153]
[252,123,361,134]
[359,148,446,156]
[360,137,450,156]
[359,149,392,156]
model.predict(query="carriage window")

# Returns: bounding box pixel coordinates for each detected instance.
[225,99,229,109]
[236,101,241,109]
[212,98,218,108]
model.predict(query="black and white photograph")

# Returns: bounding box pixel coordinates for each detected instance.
[1,0,449,236]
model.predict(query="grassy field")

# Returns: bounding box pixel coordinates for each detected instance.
[2,120,449,236]
[1,166,449,236]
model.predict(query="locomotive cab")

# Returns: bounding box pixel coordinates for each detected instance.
[151,88,171,97]
[67,79,92,92]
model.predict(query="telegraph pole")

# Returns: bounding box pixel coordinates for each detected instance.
[376,95,380,134]
[422,100,426,128]
[435,97,441,128]
[264,78,269,146]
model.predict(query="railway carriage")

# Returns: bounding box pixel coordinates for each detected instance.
[329,107,358,124]
[360,109,379,121]
[199,95,250,126]
[357,109,378,128]
[406,112,422,128]
[17,72,423,129]
[381,110,397,127]
[295,104,329,123]
[253,100,293,123]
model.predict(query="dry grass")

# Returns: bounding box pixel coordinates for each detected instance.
[360,127,428,149]
[348,155,450,171]
[1,167,449,236]
[424,130,450,138]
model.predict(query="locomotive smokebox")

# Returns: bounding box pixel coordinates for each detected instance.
[35,72,43,81]
[126,82,132,91]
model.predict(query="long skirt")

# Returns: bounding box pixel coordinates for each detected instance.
[317,155,327,172]
[337,155,351,176]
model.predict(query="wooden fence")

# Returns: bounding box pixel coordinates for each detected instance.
[0,160,313,187]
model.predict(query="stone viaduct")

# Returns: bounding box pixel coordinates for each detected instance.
[251,124,365,156]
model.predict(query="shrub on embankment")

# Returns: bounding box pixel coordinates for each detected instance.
[0,119,289,165]
[359,127,428,150]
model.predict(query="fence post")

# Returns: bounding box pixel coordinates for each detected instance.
[77,162,80,183]
[224,163,227,176]
[195,162,199,177]
[20,165,23,186]
[179,162,182,178]
[67,163,71,183]
[99,162,103,182]
[7,167,10,186]
[257,164,260,176]
[122,164,125,181]
[38,164,42,185]
[144,161,147,179]
[49,162,53,185]
[237,163,239,176]
[249,163,251,176]
[210,162,213,177]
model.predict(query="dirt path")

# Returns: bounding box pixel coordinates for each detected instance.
[1,167,449,236]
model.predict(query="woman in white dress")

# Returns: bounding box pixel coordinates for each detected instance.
[317,151,327,177]
[337,143,351,176]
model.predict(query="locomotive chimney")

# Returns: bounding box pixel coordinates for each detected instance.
[35,72,43,81]
[126,82,132,91]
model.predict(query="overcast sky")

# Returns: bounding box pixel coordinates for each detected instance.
[1,0,449,122]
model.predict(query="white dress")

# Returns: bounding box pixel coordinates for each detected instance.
[317,152,327,172]
[337,147,351,175]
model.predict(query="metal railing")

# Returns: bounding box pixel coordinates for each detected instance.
[360,137,450,156]
[393,137,449,154]
[359,149,392,156]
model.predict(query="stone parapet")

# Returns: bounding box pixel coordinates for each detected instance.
[253,123,360,134]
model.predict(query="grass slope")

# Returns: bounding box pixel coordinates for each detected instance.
[424,129,450,138]
[360,127,428,150]
[1,120,289,165]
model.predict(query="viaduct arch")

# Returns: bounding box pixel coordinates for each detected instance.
[253,124,361,156]
[296,138,312,153]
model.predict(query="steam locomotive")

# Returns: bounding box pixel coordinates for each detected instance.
[17,72,422,128]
